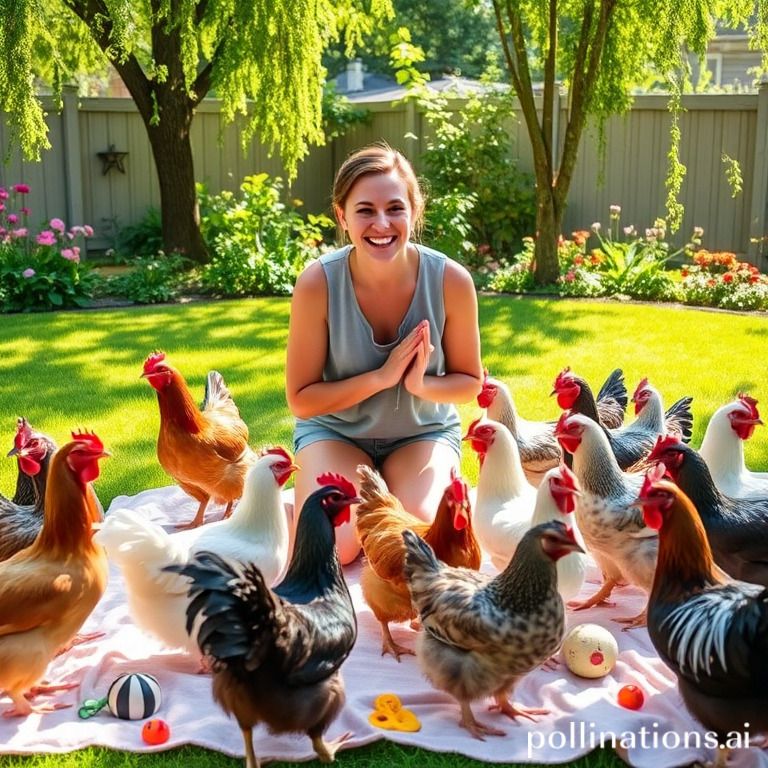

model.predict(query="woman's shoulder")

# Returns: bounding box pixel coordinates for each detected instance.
[416,243,474,289]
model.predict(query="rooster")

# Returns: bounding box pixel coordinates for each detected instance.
[547,367,629,430]
[167,473,360,768]
[0,427,53,562]
[402,520,583,739]
[142,351,257,529]
[477,369,627,486]
[463,418,537,571]
[636,469,768,768]
[554,411,657,628]
[8,417,57,506]
[94,447,297,659]
[698,394,767,499]
[648,436,768,587]
[553,369,693,470]
[355,464,481,660]
[0,432,109,716]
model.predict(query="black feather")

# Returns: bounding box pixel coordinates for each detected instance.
[665,396,694,443]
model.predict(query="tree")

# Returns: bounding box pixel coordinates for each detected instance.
[489,0,768,285]
[325,0,502,79]
[0,0,392,263]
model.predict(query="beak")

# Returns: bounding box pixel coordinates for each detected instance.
[349,495,363,505]
[139,372,149,379]
[98,450,112,459]
[7,446,18,457]
[289,463,301,473]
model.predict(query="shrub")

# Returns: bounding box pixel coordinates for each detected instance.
[681,249,768,310]
[102,252,191,304]
[0,184,96,312]
[198,174,334,297]
[116,207,164,259]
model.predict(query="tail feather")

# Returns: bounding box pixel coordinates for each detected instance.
[356,464,392,507]
[201,370,240,416]
[164,550,277,668]
[402,529,441,581]
[595,368,627,429]
[665,396,694,444]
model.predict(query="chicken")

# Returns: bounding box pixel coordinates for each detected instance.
[142,351,257,529]
[355,464,481,660]
[8,417,57,506]
[0,432,109,716]
[0,426,52,562]
[530,463,589,602]
[647,436,768,587]
[554,411,658,628]
[401,520,583,739]
[463,418,538,571]
[94,447,297,659]
[698,393,767,499]
[553,369,693,470]
[548,367,629,429]
[636,469,768,768]
[167,473,360,768]
[477,368,627,486]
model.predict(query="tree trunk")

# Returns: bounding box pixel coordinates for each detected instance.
[145,105,208,264]
[533,188,563,285]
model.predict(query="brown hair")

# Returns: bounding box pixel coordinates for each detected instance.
[332,142,425,240]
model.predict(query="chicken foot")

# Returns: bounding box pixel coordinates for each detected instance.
[242,726,260,768]
[379,622,415,662]
[490,693,549,723]
[3,683,78,717]
[568,577,619,611]
[459,700,505,740]
[311,731,352,763]
[613,606,647,631]
[175,497,211,530]
[56,631,105,656]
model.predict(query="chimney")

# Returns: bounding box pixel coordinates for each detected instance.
[347,59,364,92]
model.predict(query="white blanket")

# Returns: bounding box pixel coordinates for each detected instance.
[1,485,765,768]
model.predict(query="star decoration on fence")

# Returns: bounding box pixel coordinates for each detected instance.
[97,145,128,175]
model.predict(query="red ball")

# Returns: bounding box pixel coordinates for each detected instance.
[617,684,645,710]
[141,718,171,745]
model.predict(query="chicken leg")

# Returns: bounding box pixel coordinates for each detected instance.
[3,682,78,717]
[490,693,549,722]
[613,607,647,630]
[379,622,415,661]
[459,700,505,739]
[175,496,210,530]
[568,577,619,611]
[311,731,352,763]
[242,726,259,768]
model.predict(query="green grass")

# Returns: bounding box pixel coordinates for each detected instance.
[1,295,766,768]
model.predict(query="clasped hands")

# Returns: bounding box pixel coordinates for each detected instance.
[379,319,433,398]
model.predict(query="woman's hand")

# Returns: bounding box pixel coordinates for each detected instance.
[378,321,426,390]
[404,320,433,398]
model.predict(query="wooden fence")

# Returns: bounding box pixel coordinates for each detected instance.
[2,84,768,268]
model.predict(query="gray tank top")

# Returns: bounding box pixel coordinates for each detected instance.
[294,243,460,440]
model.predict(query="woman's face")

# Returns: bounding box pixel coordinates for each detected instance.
[336,170,412,262]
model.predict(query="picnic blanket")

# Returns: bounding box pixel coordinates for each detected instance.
[1,484,766,768]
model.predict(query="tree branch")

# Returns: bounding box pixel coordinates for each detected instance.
[541,0,558,172]
[192,34,228,100]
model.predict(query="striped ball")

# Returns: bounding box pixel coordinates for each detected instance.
[107,673,162,720]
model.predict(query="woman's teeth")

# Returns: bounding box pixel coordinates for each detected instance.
[367,236,396,246]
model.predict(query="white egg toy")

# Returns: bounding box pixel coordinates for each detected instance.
[561,623,618,678]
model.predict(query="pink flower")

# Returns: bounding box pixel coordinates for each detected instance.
[6,214,17,224]
[0,203,4,212]
[60,248,75,260]
[83,225,94,237]
[11,228,27,238]
[20,207,30,216]
[22,268,35,278]
[13,184,30,194]
[49,218,65,233]
[0,188,7,200]
[36,230,56,246]
[565,270,576,282]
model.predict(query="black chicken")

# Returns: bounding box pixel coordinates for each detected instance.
[8,417,56,506]
[167,474,360,768]
[636,471,768,768]
[648,436,768,586]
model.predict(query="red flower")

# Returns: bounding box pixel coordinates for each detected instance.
[13,184,30,194]
[723,273,734,284]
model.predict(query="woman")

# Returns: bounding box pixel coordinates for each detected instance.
[286,143,483,564]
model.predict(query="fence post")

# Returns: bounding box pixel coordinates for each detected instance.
[749,76,768,269]
[61,84,86,249]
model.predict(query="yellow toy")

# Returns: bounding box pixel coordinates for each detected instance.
[368,693,421,732]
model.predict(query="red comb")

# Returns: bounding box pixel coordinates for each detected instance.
[317,472,357,499]
[553,366,573,388]
[631,377,650,402]
[647,434,681,461]
[448,466,467,503]
[70,430,104,453]
[738,393,760,420]
[463,417,483,439]
[554,411,572,434]
[261,446,293,463]
[639,462,667,499]
[142,351,166,375]
[14,417,32,450]
[557,461,579,491]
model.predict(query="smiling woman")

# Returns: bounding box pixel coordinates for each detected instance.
[285,142,484,564]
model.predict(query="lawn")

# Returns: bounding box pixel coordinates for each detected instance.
[0,295,766,768]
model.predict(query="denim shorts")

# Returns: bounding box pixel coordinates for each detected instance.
[293,424,462,468]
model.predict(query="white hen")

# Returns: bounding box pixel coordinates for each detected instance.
[698,393,767,499]
[94,447,296,658]
[531,463,589,602]
[463,418,538,571]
